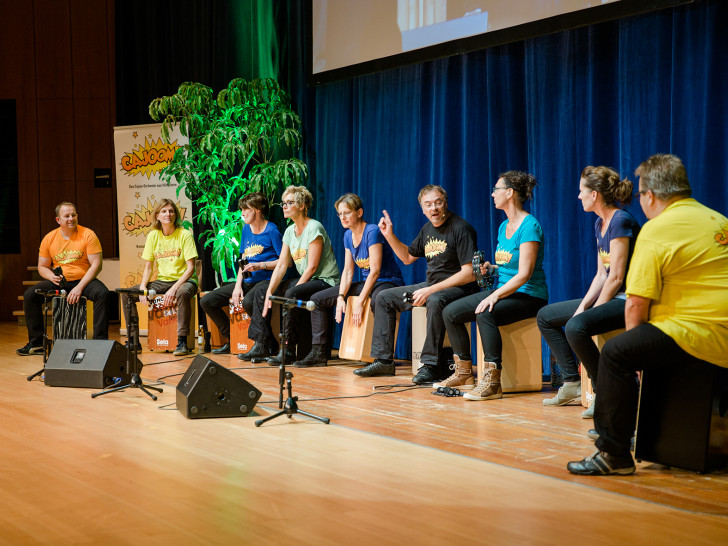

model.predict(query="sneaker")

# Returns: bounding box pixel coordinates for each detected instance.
[464,362,502,400]
[586,428,599,440]
[543,381,581,406]
[17,343,43,356]
[353,359,395,377]
[582,397,595,419]
[412,364,438,385]
[173,340,189,356]
[567,450,635,476]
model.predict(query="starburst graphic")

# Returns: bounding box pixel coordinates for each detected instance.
[119,137,180,179]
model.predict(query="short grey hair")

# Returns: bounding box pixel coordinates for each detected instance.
[635,154,691,200]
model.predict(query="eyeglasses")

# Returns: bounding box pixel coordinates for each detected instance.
[281,200,297,208]
[492,186,509,192]
[338,210,355,218]
[422,199,445,209]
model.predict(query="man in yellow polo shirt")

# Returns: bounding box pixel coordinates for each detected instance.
[568,154,728,475]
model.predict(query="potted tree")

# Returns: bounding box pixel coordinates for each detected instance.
[149,77,307,283]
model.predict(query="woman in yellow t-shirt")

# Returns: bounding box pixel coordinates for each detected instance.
[121,199,198,355]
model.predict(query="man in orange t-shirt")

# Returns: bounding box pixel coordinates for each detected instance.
[17,202,109,355]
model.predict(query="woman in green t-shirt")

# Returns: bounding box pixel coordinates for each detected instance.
[263,185,340,364]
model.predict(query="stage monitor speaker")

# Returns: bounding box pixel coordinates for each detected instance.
[44,340,139,388]
[176,355,262,419]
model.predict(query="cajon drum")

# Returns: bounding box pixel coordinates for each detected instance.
[230,299,255,355]
[147,296,196,351]
[339,296,399,363]
[411,306,468,374]
[476,317,542,393]
[52,296,93,339]
[580,329,625,407]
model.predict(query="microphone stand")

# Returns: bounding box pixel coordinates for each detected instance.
[27,293,55,382]
[255,302,330,427]
[91,292,162,401]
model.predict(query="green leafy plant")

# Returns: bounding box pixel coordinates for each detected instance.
[149,78,308,283]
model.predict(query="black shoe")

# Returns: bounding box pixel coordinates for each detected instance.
[237,341,270,361]
[212,343,230,355]
[17,342,44,356]
[412,364,438,385]
[294,344,328,368]
[567,450,635,476]
[353,359,395,377]
[267,346,296,366]
[173,340,189,356]
[124,340,143,352]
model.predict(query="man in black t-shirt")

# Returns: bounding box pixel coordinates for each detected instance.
[353,185,477,383]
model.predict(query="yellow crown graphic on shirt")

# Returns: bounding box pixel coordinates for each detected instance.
[244,243,264,258]
[599,248,611,270]
[54,249,84,265]
[424,237,447,258]
[355,257,370,270]
[291,248,308,263]
[494,249,512,265]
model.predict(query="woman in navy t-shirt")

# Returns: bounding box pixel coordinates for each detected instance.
[537,166,639,417]
[294,193,404,367]
[442,171,549,399]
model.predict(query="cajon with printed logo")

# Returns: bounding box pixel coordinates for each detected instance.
[147,296,196,351]
[339,296,398,363]
[476,317,542,392]
[230,299,280,355]
[580,329,625,407]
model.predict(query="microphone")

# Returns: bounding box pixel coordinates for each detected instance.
[35,289,66,297]
[115,287,157,298]
[268,295,316,311]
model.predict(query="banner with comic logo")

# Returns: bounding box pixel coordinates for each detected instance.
[113,123,193,334]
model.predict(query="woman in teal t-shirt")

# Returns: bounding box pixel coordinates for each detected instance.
[441,171,549,399]
[263,185,340,364]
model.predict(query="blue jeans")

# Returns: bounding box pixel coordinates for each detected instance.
[442,290,547,369]
[536,298,626,387]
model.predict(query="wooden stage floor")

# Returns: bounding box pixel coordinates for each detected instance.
[1,322,727,544]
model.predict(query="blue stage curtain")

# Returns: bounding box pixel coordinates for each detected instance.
[276,0,728,362]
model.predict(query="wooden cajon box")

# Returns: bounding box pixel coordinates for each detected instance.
[476,317,542,393]
[411,306,469,374]
[339,296,399,363]
[230,302,280,355]
[147,295,196,351]
[198,292,227,348]
[51,296,93,339]
[580,329,624,407]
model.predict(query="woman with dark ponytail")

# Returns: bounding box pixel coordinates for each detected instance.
[441,171,549,400]
[538,166,640,417]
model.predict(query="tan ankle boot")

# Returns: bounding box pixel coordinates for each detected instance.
[464,362,502,400]
[433,355,475,389]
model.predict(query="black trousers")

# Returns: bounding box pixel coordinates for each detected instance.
[24,278,109,345]
[442,290,547,368]
[309,281,399,344]
[281,279,331,345]
[594,324,711,458]
[371,282,474,365]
